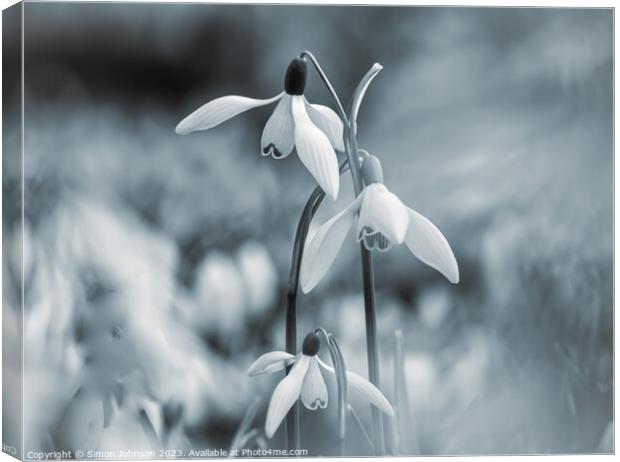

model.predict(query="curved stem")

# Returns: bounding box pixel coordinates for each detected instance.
[284,192,321,451]
[299,50,349,124]
[286,161,350,295]
[349,63,383,137]
[329,336,348,456]
[314,328,348,456]
[343,125,363,195]
[284,161,349,451]
[344,63,386,455]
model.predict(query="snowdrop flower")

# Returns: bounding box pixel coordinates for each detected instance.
[236,241,278,316]
[195,250,246,335]
[175,58,343,199]
[301,155,459,293]
[248,332,394,438]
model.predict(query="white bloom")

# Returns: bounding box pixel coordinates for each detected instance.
[300,157,459,293]
[248,333,394,438]
[175,58,343,199]
[195,250,246,335]
[236,241,278,316]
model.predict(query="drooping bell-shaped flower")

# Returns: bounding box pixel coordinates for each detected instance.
[300,155,459,293]
[175,58,343,199]
[248,332,394,438]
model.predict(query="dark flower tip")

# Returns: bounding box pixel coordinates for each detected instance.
[362,155,384,185]
[302,332,320,356]
[284,58,307,95]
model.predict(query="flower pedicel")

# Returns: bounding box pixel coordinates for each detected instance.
[175,58,343,199]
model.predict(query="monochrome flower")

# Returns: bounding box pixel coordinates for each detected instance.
[301,155,459,293]
[175,58,343,199]
[248,332,394,438]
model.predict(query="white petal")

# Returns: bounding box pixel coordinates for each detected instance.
[318,358,394,416]
[176,93,283,135]
[300,193,364,293]
[305,101,345,151]
[301,357,328,410]
[291,95,340,200]
[248,351,296,376]
[357,184,409,245]
[404,207,459,283]
[356,185,375,239]
[265,355,310,438]
[261,95,295,159]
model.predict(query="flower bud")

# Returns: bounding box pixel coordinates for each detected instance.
[361,154,384,185]
[284,58,307,95]
[302,332,320,356]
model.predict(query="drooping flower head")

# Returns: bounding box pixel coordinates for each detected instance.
[301,154,459,293]
[248,332,393,438]
[175,57,344,199]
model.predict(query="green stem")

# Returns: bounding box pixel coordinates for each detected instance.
[285,190,321,450]
[299,50,349,124]
[349,63,383,133]
[315,328,348,456]
[299,52,385,455]
[360,247,384,454]
[343,119,385,454]
[346,64,385,455]
[330,336,348,456]
[285,163,349,451]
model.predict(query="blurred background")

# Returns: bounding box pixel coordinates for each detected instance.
[2,4,613,457]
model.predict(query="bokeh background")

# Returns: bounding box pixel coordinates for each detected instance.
[2,3,613,457]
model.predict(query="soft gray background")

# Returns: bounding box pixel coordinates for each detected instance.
[2,4,613,456]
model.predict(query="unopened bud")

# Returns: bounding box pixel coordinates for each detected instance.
[361,154,384,185]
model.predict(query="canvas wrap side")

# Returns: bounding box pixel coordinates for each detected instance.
[3,2,24,460]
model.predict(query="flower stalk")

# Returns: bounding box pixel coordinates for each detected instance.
[300,51,348,124]
[285,187,322,450]
[344,64,386,456]
[285,162,349,450]
[359,247,384,454]
[314,328,348,456]
[294,55,387,454]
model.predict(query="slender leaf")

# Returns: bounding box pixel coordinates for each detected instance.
[394,330,420,455]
